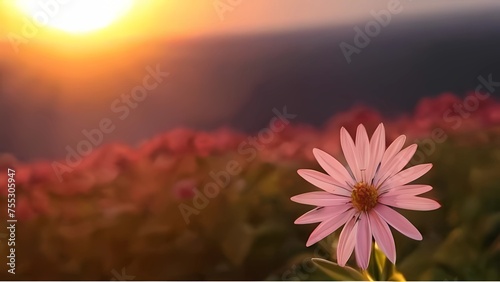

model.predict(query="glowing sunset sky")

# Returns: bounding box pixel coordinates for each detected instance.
[1,0,500,161]
[0,0,498,42]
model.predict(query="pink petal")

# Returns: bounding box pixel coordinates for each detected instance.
[337,214,359,266]
[374,205,422,240]
[379,135,406,166]
[340,127,361,182]
[306,209,355,247]
[378,195,441,211]
[366,123,385,184]
[355,125,370,181]
[380,163,433,191]
[382,185,433,197]
[374,135,406,184]
[295,205,352,224]
[368,209,396,264]
[375,144,417,187]
[291,192,351,206]
[355,212,372,269]
[297,169,352,196]
[312,148,354,188]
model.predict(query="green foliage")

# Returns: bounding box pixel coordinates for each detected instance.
[311,258,368,281]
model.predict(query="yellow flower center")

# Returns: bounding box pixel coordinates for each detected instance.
[351,182,379,212]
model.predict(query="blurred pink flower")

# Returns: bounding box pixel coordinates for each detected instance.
[0,175,7,197]
[93,167,120,184]
[63,171,96,195]
[326,106,383,136]
[152,153,178,172]
[292,123,440,269]
[260,142,299,162]
[212,128,244,151]
[16,196,36,220]
[165,128,195,154]
[278,141,301,159]
[271,119,291,135]
[318,132,341,161]
[31,162,60,184]
[486,104,500,124]
[480,99,500,126]
[90,143,137,169]
[281,125,320,161]
[140,128,195,158]
[15,165,32,186]
[172,179,197,200]
[138,136,164,158]
[193,131,216,157]
[413,93,461,131]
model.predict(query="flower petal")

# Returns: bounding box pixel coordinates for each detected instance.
[368,209,396,264]
[373,135,406,184]
[355,212,372,269]
[291,192,350,206]
[380,163,433,191]
[340,127,361,182]
[378,195,441,211]
[297,169,352,196]
[375,144,417,187]
[306,209,355,247]
[312,148,354,188]
[382,185,433,197]
[355,125,370,181]
[295,205,352,224]
[366,123,385,184]
[337,215,359,266]
[374,204,422,240]
[380,135,407,165]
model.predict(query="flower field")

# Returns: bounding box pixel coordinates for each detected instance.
[0,93,499,280]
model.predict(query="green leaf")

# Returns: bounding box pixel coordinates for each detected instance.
[368,243,387,280]
[311,258,370,281]
[364,242,406,281]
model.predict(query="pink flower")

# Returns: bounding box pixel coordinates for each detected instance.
[414,93,460,122]
[166,128,195,154]
[212,127,244,151]
[292,123,440,269]
[481,100,500,125]
[325,106,382,136]
[172,179,197,200]
[193,132,216,157]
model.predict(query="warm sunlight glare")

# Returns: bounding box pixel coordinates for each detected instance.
[15,0,134,34]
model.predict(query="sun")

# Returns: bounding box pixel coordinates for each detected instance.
[15,0,134,34]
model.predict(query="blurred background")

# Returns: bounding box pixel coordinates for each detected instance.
[0,0,499,280]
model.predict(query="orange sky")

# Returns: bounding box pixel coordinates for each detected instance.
[1,0,498,44]
[0,0,498,105]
